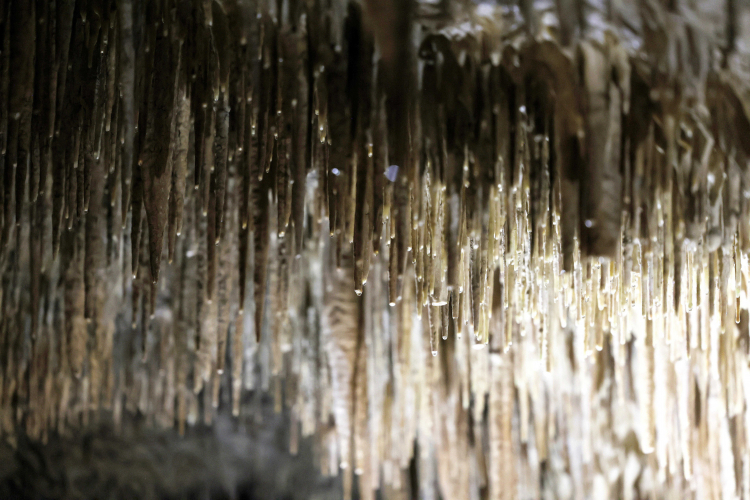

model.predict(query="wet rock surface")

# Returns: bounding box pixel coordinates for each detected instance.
[0,1,750,499]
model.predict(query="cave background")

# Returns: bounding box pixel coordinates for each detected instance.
[0,394,342,500]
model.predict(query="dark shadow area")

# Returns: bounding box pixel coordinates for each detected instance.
[0,395,340,500]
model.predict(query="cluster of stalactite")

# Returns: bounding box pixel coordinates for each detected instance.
[3,0,750,499]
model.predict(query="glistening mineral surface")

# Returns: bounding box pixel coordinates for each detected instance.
[1,0,750,499]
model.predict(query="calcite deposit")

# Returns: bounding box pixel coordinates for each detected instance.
[1,0,750,498]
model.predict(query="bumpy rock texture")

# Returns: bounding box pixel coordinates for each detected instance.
[2,0,750,499]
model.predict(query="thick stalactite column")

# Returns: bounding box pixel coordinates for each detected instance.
[0,1,750,499]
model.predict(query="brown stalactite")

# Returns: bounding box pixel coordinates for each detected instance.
[0,1,749,499]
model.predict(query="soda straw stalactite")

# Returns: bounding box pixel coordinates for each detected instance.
[1,0,750,498]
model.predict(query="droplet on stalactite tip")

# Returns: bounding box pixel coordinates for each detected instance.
[3,1,750,498]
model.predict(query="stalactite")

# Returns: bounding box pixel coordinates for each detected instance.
[2,0,750,498]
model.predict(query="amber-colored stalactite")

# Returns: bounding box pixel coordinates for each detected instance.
[1,0,750,498]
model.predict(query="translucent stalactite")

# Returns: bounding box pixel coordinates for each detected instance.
[1,1,750,499]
